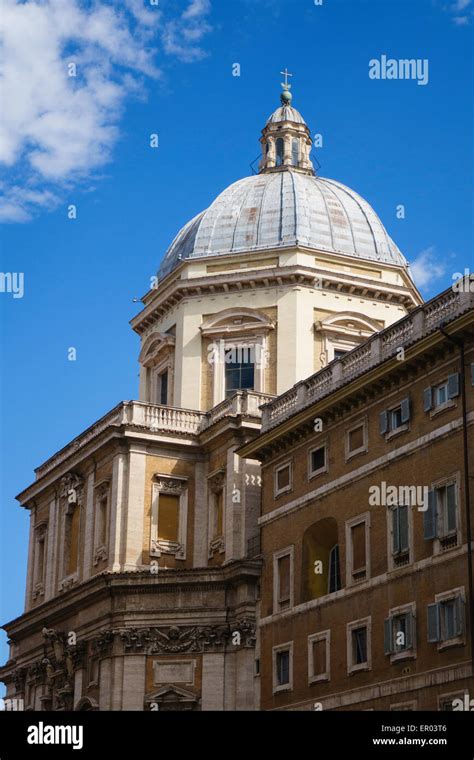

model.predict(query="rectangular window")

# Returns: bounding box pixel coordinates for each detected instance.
[272,642,293,693]
[65,505,80,576]
[351,522,366,578]
[334,349,347,360]
[273,547,294,613]
[328,544,341,593]
[309,444,327,478]
[274,461,292,497]
[346,514,370,586]
[391,504,409,565]
[424,480,458,548]
[349,425,364,452]
[346,420,367,459]
[214,489,224,538]
[427,591,465,645]
[352,627,367,665]
[225,348,255,397]
[308,631,330,684]
[157,494,180,543]
[347,617,371,674]
[159,370,168,405]
[384,607,415,658]
[277,554,291,610]
[424,374,459,412]
[276,650,289,685]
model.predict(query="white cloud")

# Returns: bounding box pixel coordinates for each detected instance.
[0,0,213,222]
[444,0,473,25]
[409,247,447,289]
[162,0,212,62]
[453,0,471,11]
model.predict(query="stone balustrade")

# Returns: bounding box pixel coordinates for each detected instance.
[260,286,473,433]
[35,392,274,480]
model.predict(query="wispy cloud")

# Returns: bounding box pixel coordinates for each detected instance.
[442,0,473,25]
[410,247,448,290]
[0,0,213,222]
[162,0,212,62]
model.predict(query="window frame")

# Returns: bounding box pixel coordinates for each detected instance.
[150,476,188,560]
[211,336,267,405]
[345,418,368,461]
[308,630,330,684]
[274,460,293,498]
[273,546,294,614]
[272,641,293,694]
[347,617,371,675]
[428,587,465,650]
[386,502,413,571]
[384,602,417,663]
[308,441,328,480]
[345,513,370,586]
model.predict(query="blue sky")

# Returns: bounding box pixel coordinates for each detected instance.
[0,0,472,677]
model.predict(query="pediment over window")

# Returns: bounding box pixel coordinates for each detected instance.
[315,312,382,339]
[145,684,199,711]
[200,308,275,338]
[139,332,176,367]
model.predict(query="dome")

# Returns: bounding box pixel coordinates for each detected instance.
[158,172,408,279]
[266,104,306,124]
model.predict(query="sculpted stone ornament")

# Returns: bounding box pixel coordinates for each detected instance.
[59,472,84,505]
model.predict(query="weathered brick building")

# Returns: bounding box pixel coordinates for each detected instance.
[240,284,474,710]
[3,82,470,712]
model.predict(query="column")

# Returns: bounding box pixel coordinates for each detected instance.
[82,468,95,579]
[174,306,202,410]
[277,286,315,393]
[193,460,209,566]
[109,451,127,572]
[24,509,35,611]
[201,653,225,710]
[121,656,146,710]
[123,446,147,570]
[44,498,57,600]
[225,448,242,562]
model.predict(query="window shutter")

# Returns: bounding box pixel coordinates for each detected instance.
[446,484,457,533]
[447,373,460,399]
[423,387,432,412]
[405,613,413,650]
[423,490,437,540]
[392,508,400,554]
[400,398,410,424]
[427,603,440,642]
[379,410,388,435]
[384,618,393,655]
[454,597,464,637]
[399,505,409,552]
[471,363,474,387]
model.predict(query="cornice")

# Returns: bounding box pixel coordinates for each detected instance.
[131,257,419,336]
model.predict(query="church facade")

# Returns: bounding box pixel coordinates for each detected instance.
[4,82,469,712]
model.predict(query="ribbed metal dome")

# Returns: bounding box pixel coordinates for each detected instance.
[266,105,306,124]
[158,172,408,279]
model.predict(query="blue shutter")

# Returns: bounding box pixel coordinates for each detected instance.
[427,603,440,642]
[399,505,409,551]
[454,597,464,637]
[392,508,400,554]
[447,373,460,399]
[384,618,393,655]
[446,484,457,533]
[423,490,437,540]
[405,613,413,649]
[400,398,410,424]
[423,387,432,412]
[379,410,388,435]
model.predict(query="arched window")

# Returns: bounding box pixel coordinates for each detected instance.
[291,138,299,166]
[301,518,341,601]
[276,138,284,167]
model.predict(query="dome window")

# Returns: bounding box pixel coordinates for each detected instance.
[276,137,284,167]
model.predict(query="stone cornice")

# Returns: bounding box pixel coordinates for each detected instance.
[1,561,262,643]
[131,257,420,336]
